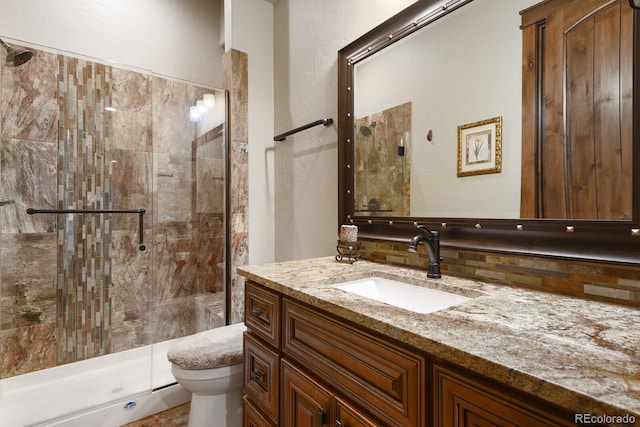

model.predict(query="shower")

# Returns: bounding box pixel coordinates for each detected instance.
[0,41,231,425]
[0,37,33,66]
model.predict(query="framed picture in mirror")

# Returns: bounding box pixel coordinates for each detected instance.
[457,116,502,177]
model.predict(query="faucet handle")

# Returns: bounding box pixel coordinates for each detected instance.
[416,224,438,236]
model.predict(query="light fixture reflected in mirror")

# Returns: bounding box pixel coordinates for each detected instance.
[190,93,217,122]
[190,106,201,122]
[196,100,207,114]
[630,0,640,9]
[203,93,215,108]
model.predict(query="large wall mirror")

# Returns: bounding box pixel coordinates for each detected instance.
[338,0,640,264]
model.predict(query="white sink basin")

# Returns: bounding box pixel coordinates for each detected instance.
[333,276,470,314]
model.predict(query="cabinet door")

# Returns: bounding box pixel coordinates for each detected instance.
[282,359,332,427]
[434,364,572,427]
[334,396,380,427]
[283,298,425,426]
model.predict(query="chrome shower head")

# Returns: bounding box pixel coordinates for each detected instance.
[0,37,33,67]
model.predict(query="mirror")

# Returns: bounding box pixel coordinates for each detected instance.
[352,0,632,219]
[338,0,640,264]
[353,0,533,219]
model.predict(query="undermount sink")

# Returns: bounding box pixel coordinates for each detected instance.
[333,276,470,314]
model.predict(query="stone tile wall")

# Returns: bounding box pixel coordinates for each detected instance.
[0,45,228,378]
[223,49,249,325]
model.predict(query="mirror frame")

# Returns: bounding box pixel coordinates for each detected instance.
[338,0,640,265]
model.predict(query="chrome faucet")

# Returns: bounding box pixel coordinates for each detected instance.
[408,225,442,278]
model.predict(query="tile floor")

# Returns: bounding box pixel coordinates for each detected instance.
[123,403,190,427]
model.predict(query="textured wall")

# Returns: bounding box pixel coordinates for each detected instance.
[272,0,419,261]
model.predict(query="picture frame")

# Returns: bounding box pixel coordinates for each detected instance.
[457,116,502,177]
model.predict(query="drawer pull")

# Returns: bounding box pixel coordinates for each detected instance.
[317,407,327,427]
[251,308,262,318]
[250,370,264,382]
[335,421,343,427]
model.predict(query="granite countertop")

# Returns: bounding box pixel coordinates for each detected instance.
[238,257,640,421]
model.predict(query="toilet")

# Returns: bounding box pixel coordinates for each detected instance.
[167,322,246,427]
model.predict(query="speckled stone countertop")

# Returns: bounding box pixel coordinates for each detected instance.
[238,257,640,421]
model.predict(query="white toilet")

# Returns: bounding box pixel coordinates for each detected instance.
[167,322,246,427]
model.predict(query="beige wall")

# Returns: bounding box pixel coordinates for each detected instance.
[0,0,224,87]
[225,0,276,266]
[272,0,418,261]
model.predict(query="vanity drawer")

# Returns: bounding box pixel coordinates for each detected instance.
[243,332,280,424]
[243,395,277,427]
[245,281,281,348]
[282,298,426,427]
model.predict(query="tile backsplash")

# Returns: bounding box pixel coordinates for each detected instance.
[359,239,640,307]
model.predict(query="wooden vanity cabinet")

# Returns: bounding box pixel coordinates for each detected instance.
[282,298,426,426]
[243,280,426,426]
[433,363,573,427]
[243,281,574,427]
[281,358,381,427]
[243,282,281,426]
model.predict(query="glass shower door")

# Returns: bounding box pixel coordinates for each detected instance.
[1,38,228,424]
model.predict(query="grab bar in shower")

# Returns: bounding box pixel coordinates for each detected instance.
[26,207,147,251]
[273,118,333,141]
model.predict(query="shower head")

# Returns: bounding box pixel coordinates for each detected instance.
[0,37,33,67]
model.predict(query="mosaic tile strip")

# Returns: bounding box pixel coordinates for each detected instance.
[57,56,114,362]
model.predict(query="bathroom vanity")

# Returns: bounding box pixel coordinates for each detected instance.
[239,258,640,426]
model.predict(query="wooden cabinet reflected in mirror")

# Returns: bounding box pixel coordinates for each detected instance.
[521,0,633,220]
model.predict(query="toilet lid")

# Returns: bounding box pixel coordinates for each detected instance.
[167,322,246,370]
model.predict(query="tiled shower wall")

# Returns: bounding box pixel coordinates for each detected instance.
[354,102,411,217]
[0,46,226,378]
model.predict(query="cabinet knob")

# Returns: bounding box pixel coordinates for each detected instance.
[251,308,262,318]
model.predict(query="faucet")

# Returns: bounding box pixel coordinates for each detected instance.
[408,225,442,278]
